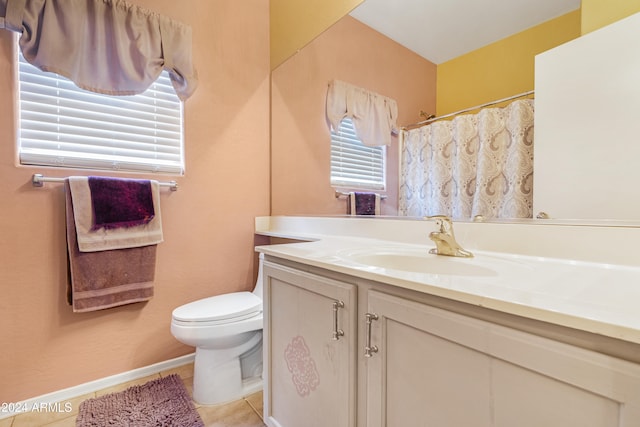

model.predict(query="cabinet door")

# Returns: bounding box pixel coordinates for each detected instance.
[366,290,640,427]
[263,262,357,427]
[365,291,493,427]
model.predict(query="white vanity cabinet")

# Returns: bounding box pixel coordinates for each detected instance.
[365,290,640,427]
[263,257,640,427]
[262,261,357,427]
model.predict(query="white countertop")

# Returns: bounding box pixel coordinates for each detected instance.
[255,216,640,345]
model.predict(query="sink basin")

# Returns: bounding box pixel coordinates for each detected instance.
[338,247,498,277]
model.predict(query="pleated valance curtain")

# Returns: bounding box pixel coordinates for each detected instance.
[0,0,198,100]
[399,99,535,220]
[326,79,398,146]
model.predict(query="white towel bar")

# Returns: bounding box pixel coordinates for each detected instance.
[31,173,179,191]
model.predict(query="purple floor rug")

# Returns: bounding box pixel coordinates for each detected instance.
[76,374,204,427]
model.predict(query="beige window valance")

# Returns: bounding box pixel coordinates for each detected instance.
[0,0,198,100]
[326,79,398,146]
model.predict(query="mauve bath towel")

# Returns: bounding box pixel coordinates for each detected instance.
[65,181,155,312]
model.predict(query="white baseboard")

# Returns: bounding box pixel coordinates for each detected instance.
[0,353,195,420]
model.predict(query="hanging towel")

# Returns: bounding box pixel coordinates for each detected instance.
[68,176,163,252]
[88,176,155,230]
[348,192,381,216]
[65,181,155,312]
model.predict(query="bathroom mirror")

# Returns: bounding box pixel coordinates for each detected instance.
[271,0,640,225]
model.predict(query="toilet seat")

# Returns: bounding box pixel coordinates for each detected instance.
[172,291,262,325]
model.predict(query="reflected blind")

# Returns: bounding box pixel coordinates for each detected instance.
[330,118,385,190]
[18,53,184,174]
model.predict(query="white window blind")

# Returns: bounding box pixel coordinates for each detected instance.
[330,117,385,190]
[18,52,184,175]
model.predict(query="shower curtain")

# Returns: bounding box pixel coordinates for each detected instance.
[399,99,534,219]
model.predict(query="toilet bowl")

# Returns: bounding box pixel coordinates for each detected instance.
[171,254,264,405]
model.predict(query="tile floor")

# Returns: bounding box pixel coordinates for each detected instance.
[1,363,266,427]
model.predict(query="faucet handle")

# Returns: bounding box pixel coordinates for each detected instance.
[424,215,452,233]
[425,215,450,220]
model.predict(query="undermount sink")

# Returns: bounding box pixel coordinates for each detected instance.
[338,246,499,277]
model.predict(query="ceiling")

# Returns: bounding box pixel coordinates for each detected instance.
[350,0,581,64]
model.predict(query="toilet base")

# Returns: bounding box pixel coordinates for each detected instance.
[192,331,263,405]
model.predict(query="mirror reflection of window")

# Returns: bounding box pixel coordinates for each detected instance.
[330,117,386,191]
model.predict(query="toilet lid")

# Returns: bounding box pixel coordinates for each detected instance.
[172,292,262,323]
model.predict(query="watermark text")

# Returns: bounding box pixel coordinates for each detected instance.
[1,401,73,414]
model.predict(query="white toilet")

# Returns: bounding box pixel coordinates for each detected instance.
[171,254,264,405]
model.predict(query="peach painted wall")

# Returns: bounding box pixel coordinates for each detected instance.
[271,16,437,216]
[0,0,270,402]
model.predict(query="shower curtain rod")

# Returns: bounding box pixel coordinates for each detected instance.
[31,173,179,191]
[401,90,535,131]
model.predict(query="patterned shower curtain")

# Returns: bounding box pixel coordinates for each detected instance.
[398,99,534,219]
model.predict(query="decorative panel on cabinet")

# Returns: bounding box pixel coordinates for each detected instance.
[263,261,357,427]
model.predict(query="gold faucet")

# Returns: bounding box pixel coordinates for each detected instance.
[425,215,473,258]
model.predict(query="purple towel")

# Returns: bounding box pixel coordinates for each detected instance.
[88,177,155,230]
[348,192,379,215]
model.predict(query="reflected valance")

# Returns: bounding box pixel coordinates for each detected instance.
[0,0,198,100]
[326,79,398,146]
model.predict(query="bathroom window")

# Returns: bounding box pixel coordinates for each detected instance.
[17,52,184,175]
[330,117,386,190]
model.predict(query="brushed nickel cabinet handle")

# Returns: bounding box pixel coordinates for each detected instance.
[364,313,379,357]
[332,300,345,340]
